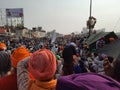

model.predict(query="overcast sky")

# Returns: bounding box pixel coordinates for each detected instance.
[0,0,120,34]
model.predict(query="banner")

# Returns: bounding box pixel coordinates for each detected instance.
[32,31,46,38]
[6,8,23,18]
[51,30,56,44]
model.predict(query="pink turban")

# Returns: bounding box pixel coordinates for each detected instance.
[28,49,56,81]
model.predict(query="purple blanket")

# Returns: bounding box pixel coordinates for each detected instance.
[56,73,120,90]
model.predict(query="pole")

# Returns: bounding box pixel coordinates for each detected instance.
[89,0,92,37]
[90,0,92,18]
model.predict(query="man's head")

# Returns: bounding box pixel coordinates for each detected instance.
[0,43,6,51]
[0,52,11,76]
[11,46,30,68]
[28,49,57,81]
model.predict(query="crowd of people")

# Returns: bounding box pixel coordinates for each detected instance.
[0,35,120,90]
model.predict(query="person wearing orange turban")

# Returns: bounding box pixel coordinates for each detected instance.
[0,46,30,90]
[11,46,30,67]
[17,49,57,90]
[109,37,115,42]
[0,42,7,51]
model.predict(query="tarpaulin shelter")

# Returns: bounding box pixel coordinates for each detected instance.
[99,38,120,59]
[85,31,118,51]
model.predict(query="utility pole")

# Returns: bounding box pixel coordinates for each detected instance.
[89,0,92,37]
[90,0,92,18]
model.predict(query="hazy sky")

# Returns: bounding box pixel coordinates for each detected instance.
[0,0,120,34]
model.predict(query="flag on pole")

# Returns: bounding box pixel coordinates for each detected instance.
[51,30,56,44]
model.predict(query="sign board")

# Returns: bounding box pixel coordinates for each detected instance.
[6,8,23,18]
